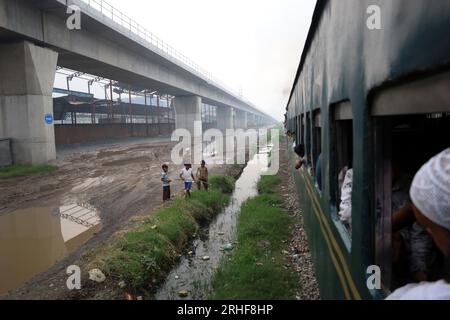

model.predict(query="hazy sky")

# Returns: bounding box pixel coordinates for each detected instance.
[63,0,316,121]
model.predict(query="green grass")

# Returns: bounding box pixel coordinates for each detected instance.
[84,174,235,296]
[257,175,281,194]
[0,164,57,178]
[208,174,235,194]
[211,175,299,300]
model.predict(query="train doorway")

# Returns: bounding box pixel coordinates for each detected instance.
[371,70,450,294]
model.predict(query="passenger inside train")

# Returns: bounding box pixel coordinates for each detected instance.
[374,111,450,294]
[387,148,450,299]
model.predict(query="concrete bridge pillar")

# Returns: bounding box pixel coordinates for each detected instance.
[216,106,235,132]
[247,113,256,128]
[174,95,203,163]
[235,110,248,129]
[0,41,58,165]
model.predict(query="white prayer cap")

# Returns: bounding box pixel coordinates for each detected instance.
[410,148,450,230]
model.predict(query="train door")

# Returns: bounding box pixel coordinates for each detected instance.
[371,70,450,294]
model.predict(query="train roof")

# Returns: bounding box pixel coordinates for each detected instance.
[286,0,327,111]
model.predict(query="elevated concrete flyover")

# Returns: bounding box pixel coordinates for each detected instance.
[0,0,276,164]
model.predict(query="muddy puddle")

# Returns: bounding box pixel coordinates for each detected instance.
[0,203,101,295]
[155,146,271,300]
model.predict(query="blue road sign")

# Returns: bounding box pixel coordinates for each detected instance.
[45,113,53,125]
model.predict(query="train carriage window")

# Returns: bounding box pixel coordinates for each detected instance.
[300,114,305,145]
[305,112,312,167]
[297,116,302,146]
[330,101,353,245]
[372,70,450,294]
[313,109,322,190]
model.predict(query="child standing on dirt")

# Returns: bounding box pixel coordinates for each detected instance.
[196,160,209,190]
[180,163,195,198]
[160,164,172,202]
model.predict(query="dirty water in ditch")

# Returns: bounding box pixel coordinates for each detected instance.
[155,147,271,300]
[0,202,101,295]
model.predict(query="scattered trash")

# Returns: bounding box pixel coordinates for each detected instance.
[188,251,194,256]
[178,290,189,298]
[150,225,157,230]
[175,275,179,280]
[223,243,234,251]
[125,293,133,300]
[282,250,289,255]
[256,262,264,267]
[202,256,210,261]
[49,283,54,288]
[218,232,225,236]
[88,268,106,283]
[118,281,126,288]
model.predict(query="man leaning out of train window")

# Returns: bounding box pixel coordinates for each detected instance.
[387,148,450,300]
[294,144,306,170]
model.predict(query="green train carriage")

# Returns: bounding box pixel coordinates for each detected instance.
[285,0,450,300]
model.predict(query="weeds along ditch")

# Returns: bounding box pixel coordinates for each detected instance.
[211,175,299,300]
[79,174,236,299]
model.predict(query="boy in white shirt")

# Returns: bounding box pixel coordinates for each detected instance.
[180,163,196,198]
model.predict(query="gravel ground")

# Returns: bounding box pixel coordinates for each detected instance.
[279,142,321,300]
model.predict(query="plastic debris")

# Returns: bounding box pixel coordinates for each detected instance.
[178,290,189,298]
[118,281,126,288]
[125,293,133,300]
[223,243,234,251]
[88,268,106,283]
[202,256,210,261]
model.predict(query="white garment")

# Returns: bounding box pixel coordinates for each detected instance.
[410,148,450,230]
[338,168,353,225]
[386,280,450,300]
[180,168,193,182]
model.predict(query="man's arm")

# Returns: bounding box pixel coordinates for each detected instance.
[392,204,416,232]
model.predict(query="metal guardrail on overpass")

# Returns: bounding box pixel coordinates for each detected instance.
[75,0,271,119]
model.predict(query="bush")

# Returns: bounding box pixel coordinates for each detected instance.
[208,174,235,194]
[257,175,282,194]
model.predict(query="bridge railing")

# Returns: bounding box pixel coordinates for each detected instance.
[76,0,260,112]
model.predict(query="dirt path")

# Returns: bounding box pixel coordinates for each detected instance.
[0,137,231,300]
